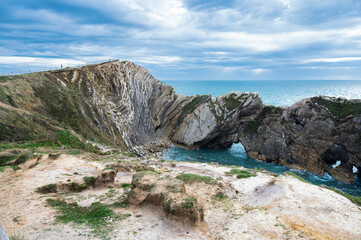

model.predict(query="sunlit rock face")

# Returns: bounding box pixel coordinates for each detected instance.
[1,60,360,182]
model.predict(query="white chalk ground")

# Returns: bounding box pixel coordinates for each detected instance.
[0,153,360,240]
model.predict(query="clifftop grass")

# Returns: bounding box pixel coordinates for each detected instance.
[223,93,247,111]
[312,96,361,119]
[225,169,256,178]
[176,173,216,184]
[46,199,129,239]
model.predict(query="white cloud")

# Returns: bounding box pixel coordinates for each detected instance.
[251,68,268,74]
[8,9,113,37]
[0,56,85,67]
[304,57,361,63]
[131,56,182,64]
[298,66,356,69]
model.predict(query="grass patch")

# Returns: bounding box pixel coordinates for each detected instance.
[112,189,135,208]
[181,197,196,209]
[223,93,247,111]
[0,86,16,107]
[176,173,216,184]
[312,96,361,119]
[46,199,129,239]
[326,187,361,207]
[56,130,85,148]
[215,191,228,201]
[0,154,18,166]
[0,130,100,154]
[83,176,96,188]
[14,153,33,165]
[283,171,311,184]
[0,141,59,151]
[37,183,57,194]
[65,149,83,155]
[225,169,256,178]
[12,216,20,222]
[0,166,11,172]
[69,182,88,192]
[121,183,132,189]
[9,235,27,240]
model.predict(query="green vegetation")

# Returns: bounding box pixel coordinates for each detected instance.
[48,152,62,160]
[69,182,88,192]
[209,100,225,124]
[113,189,135,208]
[243,106,283,134]
[0,166,11,172]
[243,121,262,134]
[0,130,100,154]
[176,173,216,184]
[183,95,210,113]
[14,153,33,165]
[283,171,311,184]
[0,76,8,82]
[223,93,247,111]
[0,154,18,166]
[121,183,132,189]
[312,96,361,119]
[56,130,85,148]
[9,235,27,240]
[175,95,211,128]
[0,151,33,171]
[83,176,96,188]
[121,152,136,157]
[181,197,196,209]
[46,199,129,239]
[0,86,16,107]
[37,184,57,194]
[225,169,256,178]
[0,141,58,151]
[326,187,361,207]
[215,191,228,201]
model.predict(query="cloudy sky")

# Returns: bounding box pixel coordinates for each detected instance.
[1,0,361,80]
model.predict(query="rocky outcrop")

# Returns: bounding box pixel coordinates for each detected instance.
[238,97,361,183]
[0,60,360,183]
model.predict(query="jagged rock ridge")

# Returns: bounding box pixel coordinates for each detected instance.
[0,60,360,182]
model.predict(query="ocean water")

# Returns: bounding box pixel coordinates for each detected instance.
[164,80,361,106]
[161,80,361,196]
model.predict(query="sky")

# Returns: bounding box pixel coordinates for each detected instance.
[1,0,361,80]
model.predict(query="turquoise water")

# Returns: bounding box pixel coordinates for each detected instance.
[161,80,361,196]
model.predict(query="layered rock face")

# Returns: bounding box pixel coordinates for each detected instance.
[0,60,360,182]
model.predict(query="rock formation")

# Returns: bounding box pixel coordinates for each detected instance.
[0,60,360,182]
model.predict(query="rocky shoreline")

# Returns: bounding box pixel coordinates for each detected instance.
[0,60,360,182]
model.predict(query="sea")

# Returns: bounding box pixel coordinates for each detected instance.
[161,80,361,196]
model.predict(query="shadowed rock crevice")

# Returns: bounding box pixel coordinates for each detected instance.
[0,60,360,183]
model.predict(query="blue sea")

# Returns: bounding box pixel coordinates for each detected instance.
[162,80,361,196]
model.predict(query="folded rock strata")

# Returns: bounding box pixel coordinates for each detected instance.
[0,60,360,182]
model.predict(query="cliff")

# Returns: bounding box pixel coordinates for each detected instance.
[0,60,360,182]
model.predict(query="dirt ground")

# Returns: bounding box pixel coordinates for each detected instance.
[0,152,360,240]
